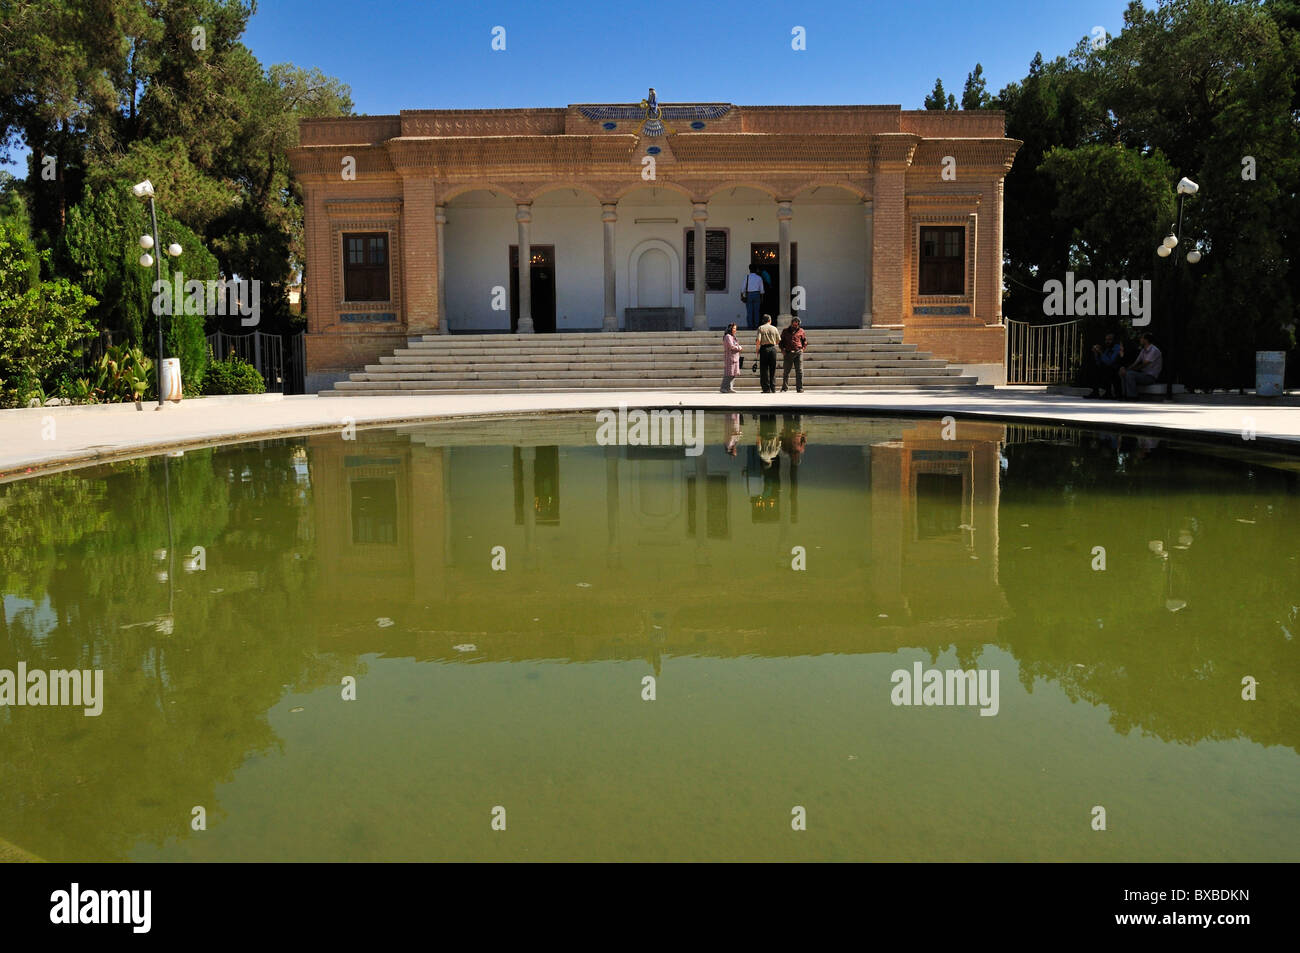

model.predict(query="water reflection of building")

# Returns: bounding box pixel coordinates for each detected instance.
[869,418,1004,625]
[306,414,1009,657]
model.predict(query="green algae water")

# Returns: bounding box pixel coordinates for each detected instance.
[1,412,1297,862]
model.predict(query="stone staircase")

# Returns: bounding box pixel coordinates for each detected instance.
[323,329,982,395]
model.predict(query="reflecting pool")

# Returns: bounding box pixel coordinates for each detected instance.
[1,412,1297,861]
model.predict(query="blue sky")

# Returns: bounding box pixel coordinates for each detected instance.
[5,0,1138,176]
[241,0,1134,112]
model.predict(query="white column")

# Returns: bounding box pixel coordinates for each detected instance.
[605,446,621,567]
[777,201,793,321]
[516,203,533,334]
[861,199,874,328]
[692,202,708,330]
[436,205,449,334]
[602,203,618,331]
[520,445,536,566]
[694,454,710,565]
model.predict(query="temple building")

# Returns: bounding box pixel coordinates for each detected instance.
[288,92,1021,390]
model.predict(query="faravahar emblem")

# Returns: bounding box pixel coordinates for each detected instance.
[579,88,731,136]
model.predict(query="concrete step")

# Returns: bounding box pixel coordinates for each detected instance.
[414,330,904,343]
[401,335,903,348]
[385,345,926,360]
[326,327,977,395]
[350,367,964,383]
[326,377,983,394]
[330,382,977,392]
[365,358,950,374]
[333,372,978,389]
[401,340,905,352]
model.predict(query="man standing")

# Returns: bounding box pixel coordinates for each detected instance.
[1120,332,1162,399]
[742,265,765,330]
[755,314,780,393]
[779,317,807,392]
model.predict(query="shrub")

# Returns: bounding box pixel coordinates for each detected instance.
[202,351,265,395]
[0,221,96,408]
[65,344,154,404]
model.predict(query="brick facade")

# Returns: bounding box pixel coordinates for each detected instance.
[289,99,1020,382]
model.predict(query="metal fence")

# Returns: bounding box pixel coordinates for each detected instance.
[206,331,306,394]
[1005,319,1085,384]
[78,329,116,374]
[1003,423,1083,446]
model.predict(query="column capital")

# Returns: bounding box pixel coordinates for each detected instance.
[601,203,618,223]
[515,203,532,223]
[776,201,793,221]
[435,205,447,225]
[691,202,709,222]
[862,198,874,216]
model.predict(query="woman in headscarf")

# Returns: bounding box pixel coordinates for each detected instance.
[721,322,743,393]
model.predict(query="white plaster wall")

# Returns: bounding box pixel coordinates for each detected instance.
[443,201,866,331]
[443,206,517,331]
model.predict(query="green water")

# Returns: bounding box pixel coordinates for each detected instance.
[1,412,1297,862]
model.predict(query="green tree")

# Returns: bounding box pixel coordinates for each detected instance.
[961,63,991,109]
[156,215,219,394]
[924,78,957,110]
[59,184,154,345]
[208,63,352,333]
[1093,0,1298,387]
[59,174,219,395]
[986,1,1297,387]
[0,0,140,242]
[995,51,1104,323]
[1,0,351,345]
[1040,144,1176,277]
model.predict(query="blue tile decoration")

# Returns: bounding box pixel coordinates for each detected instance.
[646,146,661,155]
[914,306,971,315]
[340,312,398,323]
[603,121,617,130]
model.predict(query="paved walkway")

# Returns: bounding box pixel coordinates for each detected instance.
[2,389,1297,478]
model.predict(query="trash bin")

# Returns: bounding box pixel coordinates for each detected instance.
[160,357,183,402]
[1255,350,1285,398]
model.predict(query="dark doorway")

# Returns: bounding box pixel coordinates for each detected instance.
[914,471,965,539]
[510,245,556,333]
[350,478,397,545]
[513,445,561,525]
[750,243,798,319]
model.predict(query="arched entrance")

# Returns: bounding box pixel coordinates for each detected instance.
[628,238,680,309]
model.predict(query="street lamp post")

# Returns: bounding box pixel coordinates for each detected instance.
[132,180,182,406]
[1155,176,1200,400]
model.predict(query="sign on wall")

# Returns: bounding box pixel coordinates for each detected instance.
[684,228,729,293]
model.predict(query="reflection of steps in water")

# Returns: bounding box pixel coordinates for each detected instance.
[325,329,985,394]
[391,413,992,449]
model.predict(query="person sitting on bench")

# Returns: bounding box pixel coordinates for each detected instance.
[1085,332,1124,398]
[1120,333,1162,399]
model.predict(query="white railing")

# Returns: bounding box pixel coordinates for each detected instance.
[1005,319,1084,384]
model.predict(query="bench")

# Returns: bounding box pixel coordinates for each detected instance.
[1135,383,1185,399]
